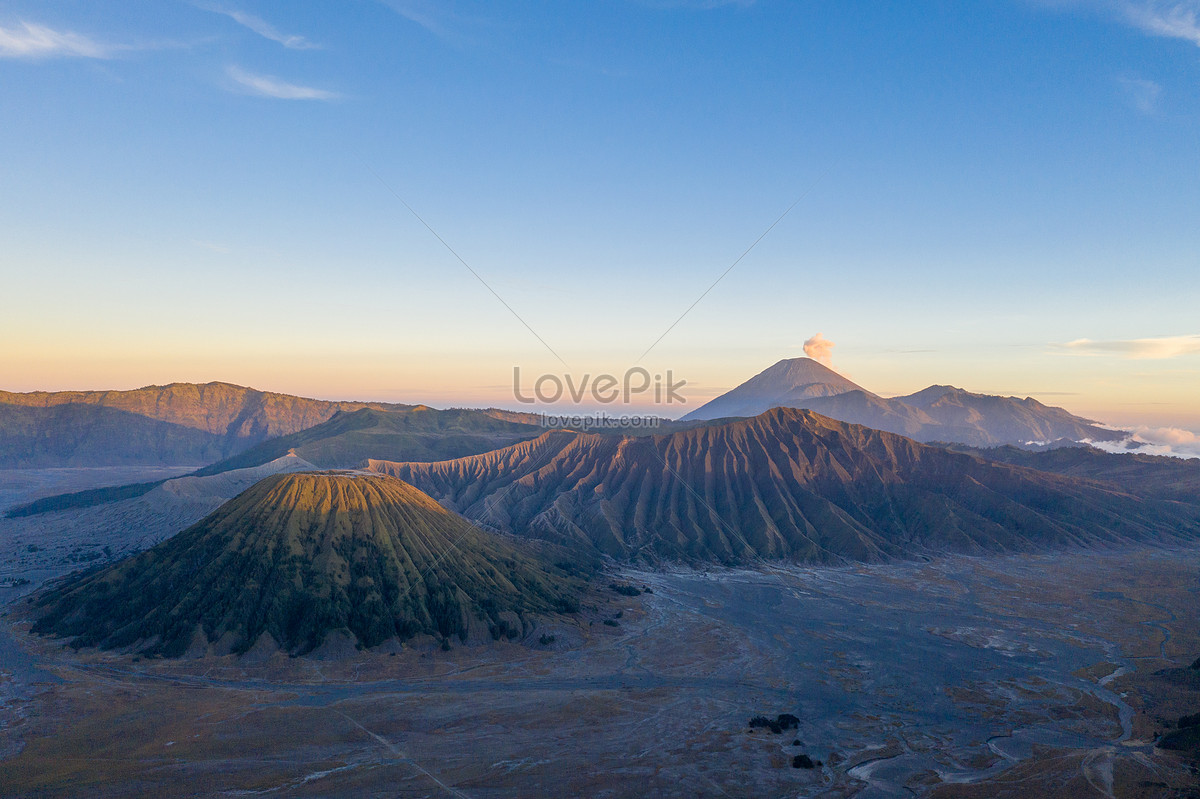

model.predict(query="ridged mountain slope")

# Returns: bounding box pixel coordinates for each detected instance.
[371,408,1199,564]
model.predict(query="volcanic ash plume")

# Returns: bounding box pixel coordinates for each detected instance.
[803,333,835,367]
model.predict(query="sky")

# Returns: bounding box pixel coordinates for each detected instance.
[1,0,1198,432]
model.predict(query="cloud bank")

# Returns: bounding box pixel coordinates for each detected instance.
[0,21,110,59]
[227,66,337,100]
[1060,334,1200,359]
[1085,425,1200,459]
[803,333,835,368]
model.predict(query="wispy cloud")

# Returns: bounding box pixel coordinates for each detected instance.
[226,65,338,100]
[205,7,320,50]
[0,21,111,59]
[190,239,231,254]
[1035,1,1200,47]
[380,0,455,38]
[377,0,497,45]
[1117,75,1162,113]
[1059,333,1200,359]
[1118,0,1200,46]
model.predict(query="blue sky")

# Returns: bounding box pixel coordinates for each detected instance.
[1,0,1198,430]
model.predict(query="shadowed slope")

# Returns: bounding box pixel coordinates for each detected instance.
[0,403,230,468]
[942,443,1200,504]
[896,385,1121,445]
[799,390,933,438]
[10,406,550,518]
[372,408,1200,564]
[32,473,589,656]
[194,406,548,475]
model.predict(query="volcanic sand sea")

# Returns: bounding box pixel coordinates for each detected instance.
[1,545,1197,797]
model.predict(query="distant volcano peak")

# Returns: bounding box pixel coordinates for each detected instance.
[681,357,1123,446]
[681,357,866,422]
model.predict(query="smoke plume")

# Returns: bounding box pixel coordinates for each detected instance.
[803,333,835,367]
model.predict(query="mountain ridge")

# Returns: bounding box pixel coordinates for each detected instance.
[0,381,413,437]
[0,382,418,468]
[370,407,1198,564]
[0,383,561,470]
[682,358,1123,446]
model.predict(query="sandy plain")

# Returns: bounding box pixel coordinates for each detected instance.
[0,469,1197,797]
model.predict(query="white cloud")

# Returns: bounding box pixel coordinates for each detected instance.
[0,21,110,59]
[1119,0,1200,46]
[1059,334,1200,359]
[226,65,338,100]
[1117,76,1162,113]
[1085,425,1200,458]
[207,7,320,50]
